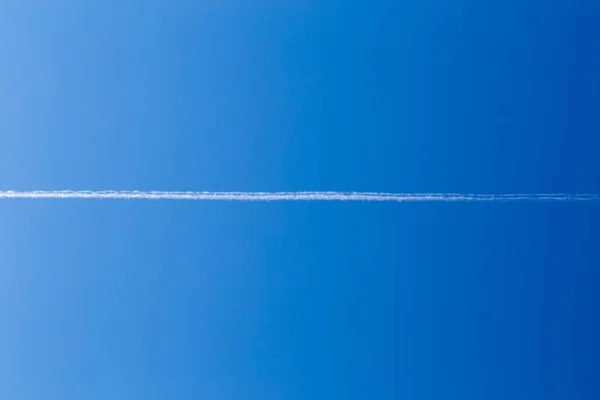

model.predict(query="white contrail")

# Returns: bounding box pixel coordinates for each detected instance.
[0,190,598,202]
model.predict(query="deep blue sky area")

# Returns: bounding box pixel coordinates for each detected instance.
[1,1,600,399]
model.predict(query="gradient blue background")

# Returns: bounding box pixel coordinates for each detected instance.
[1,1,599,399]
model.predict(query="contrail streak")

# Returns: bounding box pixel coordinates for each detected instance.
[0,191,598,202]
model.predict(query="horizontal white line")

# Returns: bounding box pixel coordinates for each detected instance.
[0,191,598,201]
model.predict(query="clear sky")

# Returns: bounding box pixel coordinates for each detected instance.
[1,1,600,399]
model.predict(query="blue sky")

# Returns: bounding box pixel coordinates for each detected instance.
[1,1,600,399]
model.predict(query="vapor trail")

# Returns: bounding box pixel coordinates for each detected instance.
[0,191,598,202]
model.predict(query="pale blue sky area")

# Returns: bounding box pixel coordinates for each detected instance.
[1,2,600,399]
